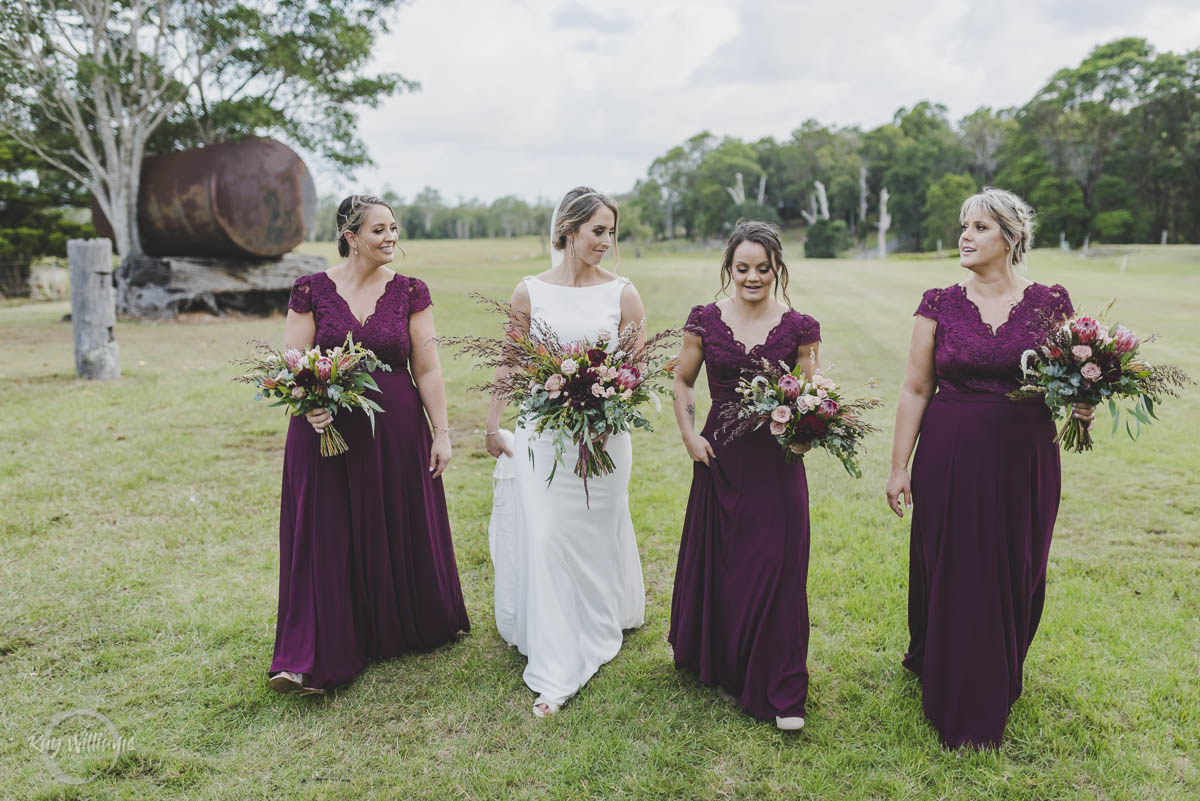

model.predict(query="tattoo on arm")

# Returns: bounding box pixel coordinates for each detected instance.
[686,403,695,422]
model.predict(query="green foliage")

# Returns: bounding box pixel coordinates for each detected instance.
[804,219,851,258]
[922,173,977,252]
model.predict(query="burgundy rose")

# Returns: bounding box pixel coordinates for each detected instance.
[586,348,608,366]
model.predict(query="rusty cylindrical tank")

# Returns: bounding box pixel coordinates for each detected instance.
[93,137,316,258]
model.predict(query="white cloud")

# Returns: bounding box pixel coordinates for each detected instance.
[308,0,1200,205]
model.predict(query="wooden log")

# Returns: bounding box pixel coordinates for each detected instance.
[69,238,120,380]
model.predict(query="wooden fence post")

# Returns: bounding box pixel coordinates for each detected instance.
[69,238,120,380]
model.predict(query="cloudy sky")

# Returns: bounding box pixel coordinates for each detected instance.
[319,0,1200,205]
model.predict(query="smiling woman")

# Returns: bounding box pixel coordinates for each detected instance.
[266,194,470,696]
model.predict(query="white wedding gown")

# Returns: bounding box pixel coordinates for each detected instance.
[489,275,646,706]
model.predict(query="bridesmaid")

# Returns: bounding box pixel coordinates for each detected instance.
[669,220,821,730]
[268,195,470,695]
[885,187,1094,748]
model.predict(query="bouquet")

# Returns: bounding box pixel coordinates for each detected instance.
[235,333,392,457]
[450,296,678,502]
[1009,302,1192,453]
[719,355,882,476]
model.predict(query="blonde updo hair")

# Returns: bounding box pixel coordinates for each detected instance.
[959,186,1036,271]
[552,186,619,257]
[336,194,393,257]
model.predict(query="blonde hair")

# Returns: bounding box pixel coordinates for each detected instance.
[552,186,619,263]
[336,194,393,257]
[960,186,1035,271]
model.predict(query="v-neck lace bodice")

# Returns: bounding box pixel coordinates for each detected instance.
[915,281,1073,396]
[685,303,821,407]
[288,271,431,369]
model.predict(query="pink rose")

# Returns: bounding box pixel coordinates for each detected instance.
[1071,345,1093,362]
[1071,316,1099,343]
[545,374,566,392]
[1081,362,1102,381]
[797,394,820,413]
[778,374,802,401]
[291,386,307,399]
[560,358,578,376]
[770,419,787,436]
[591,383,605,398]
[620,388,632,401]
[316,357,333,381]
[1111,325,1139,354]
[816,399,839,419]
[770,405,792,423]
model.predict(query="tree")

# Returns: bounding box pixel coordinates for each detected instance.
[803,219,850,258]
[922,173,977,252]
[0,0,414,259]
[959,107,1016,184]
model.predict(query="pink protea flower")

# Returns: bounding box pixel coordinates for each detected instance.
[615,368,640,391]
[1071,345,1093,362]
[1111,325,1139,354]
[771,405,792,423]
[817,399,839,419]
[316,357,333,381]
[1071,316,1099,343]
[770,419,787,436]
[778,374,802,401]
[283,348,304,371]
[1081,362,1103,381]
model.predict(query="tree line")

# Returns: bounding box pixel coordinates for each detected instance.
[623,38,1200,251]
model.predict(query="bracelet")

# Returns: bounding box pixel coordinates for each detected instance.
[433,425,452,433]
[484,429,500,436]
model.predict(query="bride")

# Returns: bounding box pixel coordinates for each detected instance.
[483,186,646,717]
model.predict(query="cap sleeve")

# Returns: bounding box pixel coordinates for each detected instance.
[1046,283,1074,319]
[914,287,941,321]
[684,304,706,337]
[793,312,820,346]
[408,276,432,314]
[288,274,313,314]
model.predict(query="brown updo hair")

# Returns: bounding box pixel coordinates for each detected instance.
[336,194,394,257]
[959,186,1036,271]
[719,219,791,305]
[552,186,619,257]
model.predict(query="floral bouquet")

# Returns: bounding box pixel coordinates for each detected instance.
[719,356,882,476]
[235,333,392,457]
[450,296,678,502]
[1009,302,1192,453]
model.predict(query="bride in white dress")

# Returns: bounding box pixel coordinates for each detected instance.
[483,186,646,717]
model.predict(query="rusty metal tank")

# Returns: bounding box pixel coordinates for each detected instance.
[93,136,316,258]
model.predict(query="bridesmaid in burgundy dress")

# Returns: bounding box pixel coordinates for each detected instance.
[268,195,469,695]
[886,187,1094,748]
[669,221,821,731]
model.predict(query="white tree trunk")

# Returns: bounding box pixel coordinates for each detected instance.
[69,238,120,380]
[877,187,891,260]
[814,181,830,220]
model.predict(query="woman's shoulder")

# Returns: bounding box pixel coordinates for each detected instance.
[783,307,821,344]
[914,284,962,319]
[683,302,716,335]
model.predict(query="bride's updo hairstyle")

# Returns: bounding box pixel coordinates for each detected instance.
[959,186,1036,272]
[552,186,620,260]
[336,194,394,257]
[719,219,792,305]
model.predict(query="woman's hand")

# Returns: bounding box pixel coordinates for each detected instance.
[1071,402,1096,430]
[429,430,452,478]
[684,434,717,466]
[886,466,913,518]
[305,407,332,434]
[485,430,512,459]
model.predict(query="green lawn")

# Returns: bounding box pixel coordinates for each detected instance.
[1,240,1197,800]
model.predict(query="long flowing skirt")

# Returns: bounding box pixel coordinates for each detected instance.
[489,426,645,706]
[904,389,1061,748]
[669,422,811,721]
[270,370,470,690]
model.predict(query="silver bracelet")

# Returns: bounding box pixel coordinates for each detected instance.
[484,429,500,436]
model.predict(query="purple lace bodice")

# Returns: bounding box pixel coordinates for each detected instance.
[915,282,1073,396]
[287,271,431,369]
[685,303,821,407]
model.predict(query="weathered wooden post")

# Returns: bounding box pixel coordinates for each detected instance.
[937,239,943,258]
[69,238,120,380]
[1161,229,1168,246]
[1059,231,1068,251]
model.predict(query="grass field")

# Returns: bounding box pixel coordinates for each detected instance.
[1,239,1197,800]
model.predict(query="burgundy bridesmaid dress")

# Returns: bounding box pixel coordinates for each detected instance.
[269,272,470,690]
[669,303,821,722]
[904,282,1073,748]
